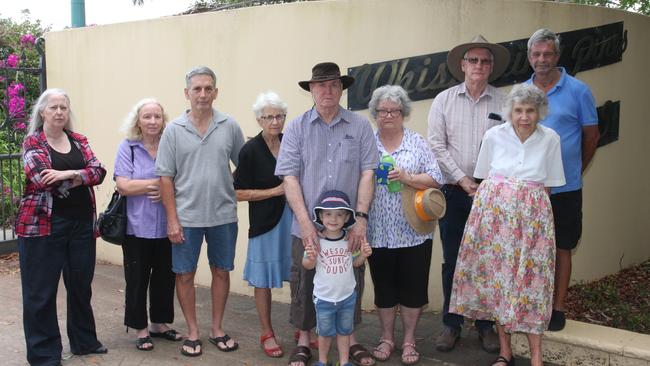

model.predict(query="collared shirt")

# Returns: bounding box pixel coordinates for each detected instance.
[368,128,443,248]
[16,129,106,237]
[114,139,167,238]
[526,67,598,193]
[275,106,379,237]
[156,108,245,227]
[427,83,505,184]
[474,123,565,186]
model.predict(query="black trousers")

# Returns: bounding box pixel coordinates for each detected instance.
[19,215,102,366]
[122,235,175,330]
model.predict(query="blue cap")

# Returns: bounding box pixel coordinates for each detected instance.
[312,190,356,229]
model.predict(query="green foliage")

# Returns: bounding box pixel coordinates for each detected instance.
[0,11,47,228]
[0,11,47,152]
[552,0,650,15]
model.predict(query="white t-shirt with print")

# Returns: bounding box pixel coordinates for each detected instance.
[313,234,356,303]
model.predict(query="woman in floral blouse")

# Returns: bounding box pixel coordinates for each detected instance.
[449,84,565,366]
[16,89,107,366]
[367,85,443,365]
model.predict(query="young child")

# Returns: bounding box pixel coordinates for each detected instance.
[303,190,372,366]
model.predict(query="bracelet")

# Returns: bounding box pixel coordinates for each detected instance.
[355,211,369,220]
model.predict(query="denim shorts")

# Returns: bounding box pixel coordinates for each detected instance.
[171,222,238,274]
[313,291,357,337]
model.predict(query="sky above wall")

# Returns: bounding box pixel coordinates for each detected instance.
[2,0,195,31]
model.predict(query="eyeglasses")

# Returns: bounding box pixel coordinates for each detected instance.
[376,109,402,118]
[463,57,493,66]
[260,114,286,122]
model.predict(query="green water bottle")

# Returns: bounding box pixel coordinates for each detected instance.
[380,154,402,193]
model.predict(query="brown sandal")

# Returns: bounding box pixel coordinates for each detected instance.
[288,345,312,366]
[401,342,420,365]
[350,343,376,366]
[373,339,394,361]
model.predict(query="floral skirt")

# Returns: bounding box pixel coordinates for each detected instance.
[449,175,555,334]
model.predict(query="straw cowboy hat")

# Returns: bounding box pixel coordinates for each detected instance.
[446,34,511,82]
[299,62,355,91]
[402,186,446,234]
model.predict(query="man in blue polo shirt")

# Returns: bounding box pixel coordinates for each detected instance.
[527,28,600,331]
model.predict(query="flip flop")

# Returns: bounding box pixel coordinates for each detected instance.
[209,334,239,352]
[135,336,154,351]
[180,339,202,357]
[150,329,182,341]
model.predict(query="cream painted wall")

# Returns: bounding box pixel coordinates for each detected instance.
[44,0,649,311]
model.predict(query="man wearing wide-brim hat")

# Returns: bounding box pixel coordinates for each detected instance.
[275,62,379,366]
[427,35,510,354]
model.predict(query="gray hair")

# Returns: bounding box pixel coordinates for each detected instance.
[120,98,169,141]
[527,28,561,55]
[368,85,412,119]
[27,88,75,136]
[503,84,549,121]
[252,91,288,119]
[185,66,217,88]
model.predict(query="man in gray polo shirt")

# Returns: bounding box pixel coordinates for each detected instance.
[156,66,244,357]
[276,62,379,366]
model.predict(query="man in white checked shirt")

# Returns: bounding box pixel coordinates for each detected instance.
[427,35,510,354]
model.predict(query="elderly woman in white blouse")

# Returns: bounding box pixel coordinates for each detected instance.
[366,85,443,366]
[449,83,565,366]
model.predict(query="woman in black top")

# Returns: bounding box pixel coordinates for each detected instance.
[233,91,292,359]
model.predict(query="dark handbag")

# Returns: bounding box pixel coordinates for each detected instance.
[97,145,134,245]
[97,190,127,245]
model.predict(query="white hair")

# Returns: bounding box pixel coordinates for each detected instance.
[27,88,75,136]
[503,84,549,121]
[252,91,288,118]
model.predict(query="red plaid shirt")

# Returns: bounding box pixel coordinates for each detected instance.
[15,129,107,237]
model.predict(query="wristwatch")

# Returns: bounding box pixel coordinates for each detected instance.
[355,211,369,220]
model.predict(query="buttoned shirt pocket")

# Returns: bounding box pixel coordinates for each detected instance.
[341,139,359,164]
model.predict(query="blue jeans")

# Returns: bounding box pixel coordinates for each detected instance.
[19,215,102,366]
[313,292,357,337]
[439,185,494,331]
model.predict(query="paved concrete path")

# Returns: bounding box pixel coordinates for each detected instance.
[0,262,549,366]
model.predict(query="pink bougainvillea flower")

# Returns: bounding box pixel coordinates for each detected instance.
[6,54,19,68]
[8,82,25,97]
[20,34,37,47]
[14,122,27,131]
[9,96,26,118]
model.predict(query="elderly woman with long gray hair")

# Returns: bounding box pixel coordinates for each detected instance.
[16,88,107,366]
[232,91,293,359]
[449,84,565,366]
[366,85,443,366]
[114,98,182,351]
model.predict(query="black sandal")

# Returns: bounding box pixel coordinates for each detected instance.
[491,355,515,366]
[181,339,202,357]
[209,334,239,352]
[135,336,154,351]
[150,329,182,341]
[288,345,312,366]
